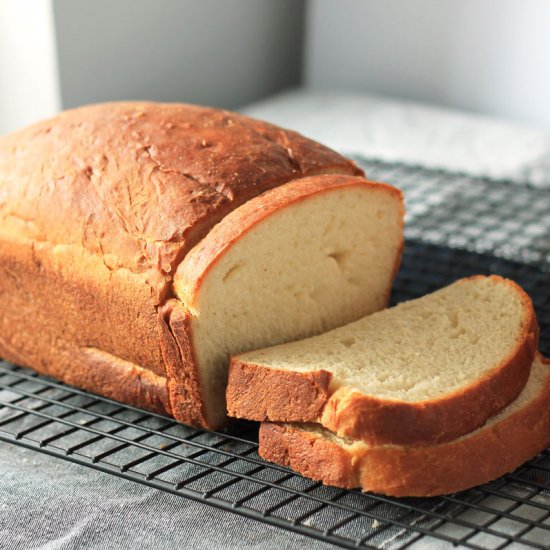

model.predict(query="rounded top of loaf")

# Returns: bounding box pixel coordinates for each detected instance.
[0,102,361,293]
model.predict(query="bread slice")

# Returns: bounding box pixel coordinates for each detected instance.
[171,175,404,428]
[228,276,538,444]
[258,355,550,497]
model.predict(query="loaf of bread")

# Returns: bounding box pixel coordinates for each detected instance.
[227,276,538,445]
[0,102,404,429]
[258,355,550,497]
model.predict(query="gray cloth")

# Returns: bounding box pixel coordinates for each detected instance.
[1,443,332,550]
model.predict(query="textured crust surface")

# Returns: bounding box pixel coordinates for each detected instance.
[259,357,550,497]
[157,299,210,428]
[0,237,171,415]
[228,276,538,445]
[227,363,333,422]
[0,102,361,426]
[0,102,361,282]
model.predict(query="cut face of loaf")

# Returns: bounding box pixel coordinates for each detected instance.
[258,355,550,497]
[172,175,404,428]
[228,276,538,444]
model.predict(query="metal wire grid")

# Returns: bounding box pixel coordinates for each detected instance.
[356,158,550,268]
[1,162,550,549]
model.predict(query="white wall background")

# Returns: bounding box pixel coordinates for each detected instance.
[305,0,550,131]
[0,0,60,135]
[0,0,304,136]
[2,0,550,135]
[53,0,304,110]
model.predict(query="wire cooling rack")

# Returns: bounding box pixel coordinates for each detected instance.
[1,160,550,549]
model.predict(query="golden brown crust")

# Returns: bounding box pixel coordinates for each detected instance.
[226,362,333,421]
[0,102,360,282]
[0,339,171,416]
[0,237,171,415]
[70,347,172,415]
[228,275,538,445]
[0,102,362,426]
[259,357,550,497]
[260,424,357,489]
[157,299,211,428]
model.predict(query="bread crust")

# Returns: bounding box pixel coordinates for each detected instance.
[227,362,333,421]
[0,102,361,279]
[228,276,538,445]
[259,357,550,497]
[0,237,171,415]
[0,102,362,425]
[158,299,210,428]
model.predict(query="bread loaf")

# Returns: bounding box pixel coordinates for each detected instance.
[0,102,404,429]
[227,276,538,444]
[258,355,550,497]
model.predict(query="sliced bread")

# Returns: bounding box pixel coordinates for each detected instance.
[227,276,538,444]
[258,355,550,497]
[1,102,402,431]
[171,175,404,428]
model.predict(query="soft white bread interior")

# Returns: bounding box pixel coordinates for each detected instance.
[258,355,550,497]
[228,275,538,444]
[173,175,404,428]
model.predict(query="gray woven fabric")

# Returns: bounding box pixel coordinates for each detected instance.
[1,442,332,550]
